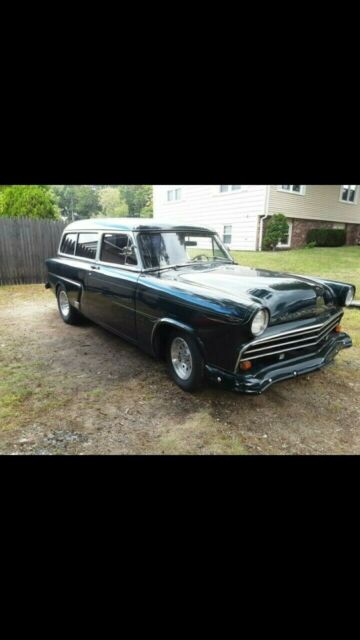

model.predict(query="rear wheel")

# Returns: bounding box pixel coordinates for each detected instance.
[166,331,204,392]
[57,285,82,325]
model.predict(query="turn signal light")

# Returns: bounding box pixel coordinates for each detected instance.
[335,325,343,333]
[240,361,253,371]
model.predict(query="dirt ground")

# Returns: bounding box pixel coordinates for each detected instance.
[1,284,360,455]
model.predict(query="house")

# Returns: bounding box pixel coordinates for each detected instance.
[153,185,360,250]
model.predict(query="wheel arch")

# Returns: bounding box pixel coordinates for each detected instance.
[151,318,205,360]
[55,278,82,308]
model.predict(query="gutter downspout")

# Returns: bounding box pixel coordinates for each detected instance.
[258,185,271,251]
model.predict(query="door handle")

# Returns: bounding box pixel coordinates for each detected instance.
[90,265,100,270]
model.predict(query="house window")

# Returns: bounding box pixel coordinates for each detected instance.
[167,188,182,202]
[277,185,305,195]
[223,225,232,244]
[340,185,358,204]
[277,220,293,248]
[220,185,242,193]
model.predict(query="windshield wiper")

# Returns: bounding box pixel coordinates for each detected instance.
[212,257,235,263]
[144,259,234,273]
[143,263,191,274]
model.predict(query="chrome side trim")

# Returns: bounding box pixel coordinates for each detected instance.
[96,260,141,273]
[57,253,97,265]
[48,272,82,288]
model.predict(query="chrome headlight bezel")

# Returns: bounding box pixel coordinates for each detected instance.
[344,287,355,307]
[251,309,269,337]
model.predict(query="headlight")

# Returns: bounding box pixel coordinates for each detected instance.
[251,309,269,337]
[344,287,355,307]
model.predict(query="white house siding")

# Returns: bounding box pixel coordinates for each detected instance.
[268,185,360,224]
[153,185,267,250]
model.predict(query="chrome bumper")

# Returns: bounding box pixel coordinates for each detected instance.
[205,331,352,394]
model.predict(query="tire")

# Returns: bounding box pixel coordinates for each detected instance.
[57,284,82,325]
[166,330,204,392]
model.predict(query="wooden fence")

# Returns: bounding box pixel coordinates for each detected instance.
[0,218,66,285]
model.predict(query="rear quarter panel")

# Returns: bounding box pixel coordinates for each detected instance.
[46,257,86,306]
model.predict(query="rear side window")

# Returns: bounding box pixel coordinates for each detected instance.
[75,233,98,260]
[100,234,137,266]
[60,233,77,256]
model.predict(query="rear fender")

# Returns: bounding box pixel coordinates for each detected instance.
[54,276,82,308]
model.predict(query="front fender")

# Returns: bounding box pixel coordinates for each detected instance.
[306,276,356,307]
[151,317,205,358]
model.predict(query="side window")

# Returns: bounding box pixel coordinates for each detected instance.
[75,233,98,260]
[100,234,138,266]
[60,233,77,256]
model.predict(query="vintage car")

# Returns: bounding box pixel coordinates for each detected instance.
[45,219,355,394]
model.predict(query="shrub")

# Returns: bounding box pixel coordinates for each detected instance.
[304,241,317,249]
[0,185,60,219]
[306,228,346,247]
[263,213,289,251]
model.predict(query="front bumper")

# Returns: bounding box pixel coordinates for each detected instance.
[205,332,352,394]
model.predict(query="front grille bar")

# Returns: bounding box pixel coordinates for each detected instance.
[244,318,340,355]
[246,311,342,344]
[236,311,342,371]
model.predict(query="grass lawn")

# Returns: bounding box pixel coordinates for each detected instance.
[230,246,360,294]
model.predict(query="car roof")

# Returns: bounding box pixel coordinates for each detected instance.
[64,218,216,234]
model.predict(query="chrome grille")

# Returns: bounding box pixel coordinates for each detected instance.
[237,312,342,369]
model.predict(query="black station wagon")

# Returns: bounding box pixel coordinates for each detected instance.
[45,219,355,393]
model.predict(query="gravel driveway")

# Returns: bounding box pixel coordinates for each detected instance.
[1,285,360,455]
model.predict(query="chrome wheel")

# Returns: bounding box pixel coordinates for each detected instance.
[171,336,193,380]
[59,290,70,318]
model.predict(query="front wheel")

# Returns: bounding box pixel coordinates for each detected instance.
[166,331,204,392]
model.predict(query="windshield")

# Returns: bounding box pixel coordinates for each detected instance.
[137,232,232,270]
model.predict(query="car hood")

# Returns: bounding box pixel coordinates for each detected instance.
[160,263,331,323]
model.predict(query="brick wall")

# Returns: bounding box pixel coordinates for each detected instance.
[347,223,360,245]
[263,217,360,249]
[291,219,337,248]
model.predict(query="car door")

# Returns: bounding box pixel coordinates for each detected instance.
[83,232,139,341]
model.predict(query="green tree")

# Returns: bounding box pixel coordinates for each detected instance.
[263,213,289,251]
[119,185,153,217]
[140,185,153,217]
[0,189,5,215]
[75,186,101,218]
[99,187,128,217]
[0,185,60,219]
[51,185,101,220]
